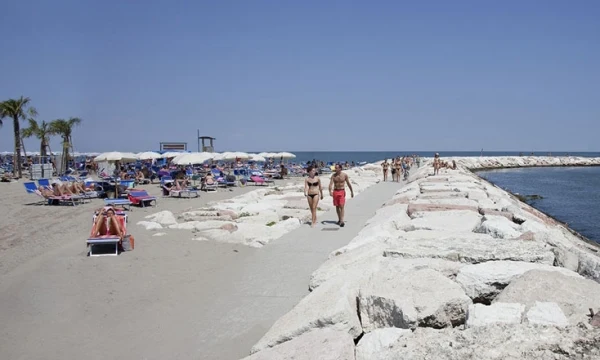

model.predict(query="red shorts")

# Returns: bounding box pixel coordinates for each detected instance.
[333,189,346,207]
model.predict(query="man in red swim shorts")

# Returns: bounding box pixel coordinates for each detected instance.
[328,163,354,227]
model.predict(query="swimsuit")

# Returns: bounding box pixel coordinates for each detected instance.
[333,189,346,206]
[307,180,319,198]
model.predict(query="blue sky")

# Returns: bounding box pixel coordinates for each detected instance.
[1,1,599,152]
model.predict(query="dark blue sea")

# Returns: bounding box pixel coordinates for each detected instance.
[281,151,600,164]
[477,167,600,244]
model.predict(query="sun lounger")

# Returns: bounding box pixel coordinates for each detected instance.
[128,190,157,207]
[23,182,84,206]
[104,198,132,210]
[250,175,269,186]
[87,215,128,256]
[170,188,200,198]
[87,235,121,256]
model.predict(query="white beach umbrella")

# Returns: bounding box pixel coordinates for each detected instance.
[234,151,251,159]
[258,152,275,158]
[220,152,238,161]
[94,151,138,162]
[160,151,184,158]
[137,151,162,160]
[249,154,266,162]
[275,152,296,159]
[171,152,214,165]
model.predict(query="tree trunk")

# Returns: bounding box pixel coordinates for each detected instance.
[40,139,46,158]
[13,115,22,178]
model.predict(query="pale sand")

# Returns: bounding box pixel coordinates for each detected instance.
[0,180,276,360]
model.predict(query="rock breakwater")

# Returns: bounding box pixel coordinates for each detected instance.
[244,156,600,359]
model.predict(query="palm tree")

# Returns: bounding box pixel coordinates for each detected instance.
[50,117,82,174]
[22,119,57,157]
[0,97,38,177]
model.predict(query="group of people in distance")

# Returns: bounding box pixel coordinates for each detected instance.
[304,163,354,228]
[381,156,415,182]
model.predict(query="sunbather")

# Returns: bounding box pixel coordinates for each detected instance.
[37,186,57,198]
[201,174,216,191]
[135,170,145,183]
[90,207,125,239]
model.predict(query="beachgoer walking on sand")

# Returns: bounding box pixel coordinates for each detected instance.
[433,153,441,175]
[381,159,390,181]
[304,166,324,227]
[328,163,354,227]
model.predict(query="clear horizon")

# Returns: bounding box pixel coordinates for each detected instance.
[1,1,599,153]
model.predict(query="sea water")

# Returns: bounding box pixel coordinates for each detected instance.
[477,166,600,244]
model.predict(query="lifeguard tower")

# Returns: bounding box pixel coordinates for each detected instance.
[197,133,216,153]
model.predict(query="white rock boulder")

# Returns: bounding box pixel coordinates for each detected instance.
[250,275,362,354]
[358,268,471,331]
[355,328,412,360]
[465,303,524,328]
[242,329,355,360]
[136,221,163,231]
[525,301,569,327]
[494,270,600,325]
[456,261,581,303]
[145,210,178,226]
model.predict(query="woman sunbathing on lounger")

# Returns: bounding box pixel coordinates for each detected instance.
[201,174,215,191]
[38,186,57,198]
[90,207,125,239]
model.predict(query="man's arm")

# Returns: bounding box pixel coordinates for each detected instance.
[345,174,354,197]
[328,175,334,195]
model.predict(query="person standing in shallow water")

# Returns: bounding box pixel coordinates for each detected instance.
[381,159,390,181]
[329,164,354,227]
[304,167,323,228]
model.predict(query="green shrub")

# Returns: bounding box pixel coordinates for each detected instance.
[266,221,276,227]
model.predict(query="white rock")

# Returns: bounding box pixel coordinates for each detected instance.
[405,210,481,232]
[456,261,581,302]
[358,268,471,331]
[384,234,555,265]
[525,301,569,327]
[145,210,178,226]
[242,329,355,360]
[474,215,522,239]
[169,221,202,230]
[250,275,362,354]
[152,232,167,237]
[465,303,525,328]
[494,270,600,324]
[136,221,163,231]
[355,328,412,360]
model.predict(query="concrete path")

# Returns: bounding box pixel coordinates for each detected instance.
[202,181,403,360]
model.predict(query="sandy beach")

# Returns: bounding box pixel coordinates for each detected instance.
[0,165,384,360]
[0,180,278,360]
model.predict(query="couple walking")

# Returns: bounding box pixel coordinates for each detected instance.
[304,164,354,228]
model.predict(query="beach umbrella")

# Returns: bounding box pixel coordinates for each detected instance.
[171,152,214,165]
[137,151,162,160]
[160,151,184,159]
[258,152,276,158]
[234,152,251,159]
[220,152,238,161]
[94,151,138,162]
[277,152,296,159]
[249,154,266,162]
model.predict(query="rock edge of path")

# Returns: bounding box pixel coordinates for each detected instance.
[244,156,600,360]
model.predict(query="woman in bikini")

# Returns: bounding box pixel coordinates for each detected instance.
[393,159,402,182]
[433,153,441,175]
[90,207,126,239]
[304,166,323,228]
[381,160,390,181]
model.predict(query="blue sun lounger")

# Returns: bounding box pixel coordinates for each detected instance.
[104,198,132,210]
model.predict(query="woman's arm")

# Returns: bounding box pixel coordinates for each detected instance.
[304,178,308,196]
